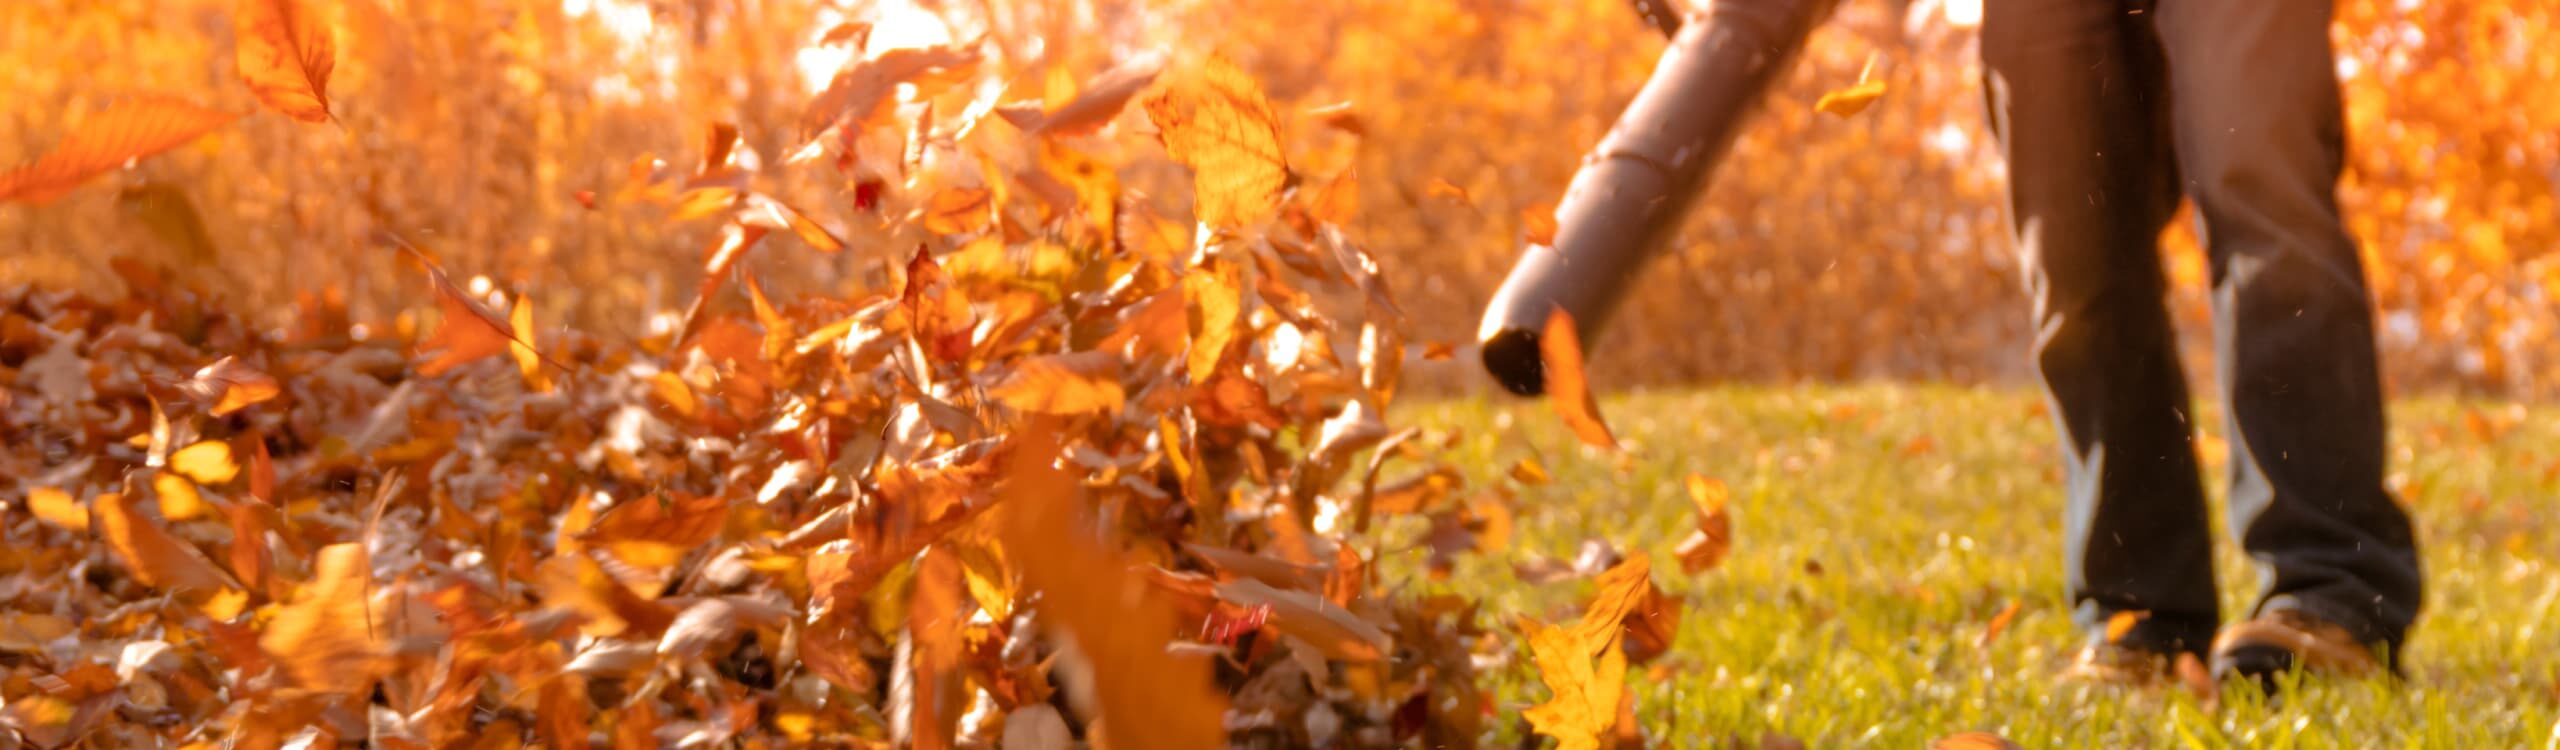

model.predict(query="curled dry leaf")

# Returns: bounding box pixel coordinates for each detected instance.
[1675,474,1731,575]
[1027,52,1165,136]
[1144,55,1288,229]
[184,356,281,416]
[0,95,242,205]
[798,43,982,141]
[1540,308,1617,449]
[1814,79,1887,117]
[235,0,336,122]
[1213,578,1390,662]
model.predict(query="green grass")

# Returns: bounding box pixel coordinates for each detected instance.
[1390,384,2559,748]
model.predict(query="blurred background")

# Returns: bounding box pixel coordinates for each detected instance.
[2,0,2552,397]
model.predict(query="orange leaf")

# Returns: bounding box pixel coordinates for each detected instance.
[93,491,240,594]
[1930,732,2024,750]
[509,295,552,392]
[1523,201,1559,246]
[2104,610,2149,643]
[417,267,518,376]
[1311,168,1358,225]
[1676,474,1731,574]
[1144,56,1288,229]
[1183,260,1243,383]
[1813,80,1887,117]
[1212,578,1390,662]
[993,419,1226,750]
[799,43,982,140]
[185,356,280,416]
[0,95,241,205]
[1540,308,1617,449]
[234,0,337,122]
[989,352,1125,416]
[921,186,993,235]
[27,487,87,532]
[1978,599,2022,648]
[1572,553,1654,649]
[259,543,382,694]
[908,546,969,750]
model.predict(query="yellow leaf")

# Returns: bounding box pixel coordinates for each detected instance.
[1184,260,1243,383]
[198,586,252,621]
[990,352,1125,416]
[1573,553,1655,648]
[510,295,551,392]
[1508,457,1551,486]
[1028,53,1164,136]
[0,95,241,205]
[1521,619,1626,750]
[1144,55,1288,229]
[187,356,281,416]
[1814,80,1887,118]
[259,543,381,694]
[27,487,87,532]
[1676,475,1731,574]
[1540,308,1617,449]
[170,440,239,485]
[235,0,337,122]
[154,471,212,522]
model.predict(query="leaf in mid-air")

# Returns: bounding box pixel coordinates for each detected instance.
[235,0,337,122]
[1144,56,1288,229]
[0,96,242,205]
[1540,308,1617,449]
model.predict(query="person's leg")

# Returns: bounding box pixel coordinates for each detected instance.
[2151,0,2423,660]
[1982,0,2218,657]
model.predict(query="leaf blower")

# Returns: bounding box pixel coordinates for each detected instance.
[1477,0,1836,395]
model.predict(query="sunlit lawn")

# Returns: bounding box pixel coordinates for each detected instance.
[1393,384,2558,747]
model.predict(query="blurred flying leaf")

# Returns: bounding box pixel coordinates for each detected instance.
[509,295,551,392]
[234,0,336,122]
[1978,599,2021,648]
[183,356,280,416]
[908,546,968,750]
[1508,457,1550,486]
[0,95,241,205]
[990,352,1125,416]
[994,420,1226,750]
[94,491,240,594]
[1520,617,1625,750]
[1814,54,1886,118]
[170,440,238,485]
[1312,168,1358,225]
[117,181,219,265]
[1144,55,1288,229]
[1213,578,1390,662]
[415,266,518,377]
[1523,201,1559,246]
[799,43,983,141]
[1675,474,1730,574]
[1540,309,1617,449]
[1305,101,1365,136]
[27,487,87,532]
[259,543,380,694]
[1025,52,1165,136]
[2104,610,2149,644]
[1930,732,2025,750]
[1184,260,1243,383]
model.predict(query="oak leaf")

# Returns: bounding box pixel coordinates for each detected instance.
[235,0,337,122]
[0,95,241,205]
[1144,56,1288,229]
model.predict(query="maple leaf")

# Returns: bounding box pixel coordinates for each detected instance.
[234,0,336,122]
[0,95,241,205]
[1144,55,1288,229]
[1540,308,1618,449]
[1521,618,1627,750]
[259,543,381,694]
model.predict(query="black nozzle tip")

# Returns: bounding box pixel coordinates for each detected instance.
[1480,328,1547,396]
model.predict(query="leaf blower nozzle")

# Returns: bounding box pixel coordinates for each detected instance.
[1476,0,1832,395]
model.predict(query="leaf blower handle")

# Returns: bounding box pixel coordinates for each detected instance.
[1476,0,1835,396]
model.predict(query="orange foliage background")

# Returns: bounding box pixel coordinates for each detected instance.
[3,0,2552,397]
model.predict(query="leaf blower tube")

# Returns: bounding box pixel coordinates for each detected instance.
[1476,0,1835,395]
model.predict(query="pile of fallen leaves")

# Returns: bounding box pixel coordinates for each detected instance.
[0,4,1733,741]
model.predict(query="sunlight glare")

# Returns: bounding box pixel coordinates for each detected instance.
[793,1,956,93]
[1944,0,1982,28]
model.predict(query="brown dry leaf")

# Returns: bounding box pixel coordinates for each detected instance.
[993,419,1226,750]
[1523,201,1560,246]
[260,543,380,694]
[2104,610,2149,644]
[1144,55,1287,229]
[171,440,239,485]
[0,95,242,205]
[989,351,1125,416]
[235,0,336,122]
[0,612,75,653]
[1930,731,2024,750]
[417,267,518,376]
[185,356,281,416]
[1977,599,2022,648]
[1030,53,1165,136]
[1213,578,1390,662]
[27,486,88,532]
[583,492,729,570]
[1675,474,1731,575]
[1305,101,1364,136]
[1520,618,1625,750]
[1540,308,1617,449]
[94,491,240,594]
